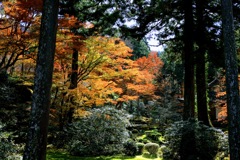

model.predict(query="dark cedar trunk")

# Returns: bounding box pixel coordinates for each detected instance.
[221,0,240,159]
[196,51,210,125]
[69,48,78,89]
[195,0,211,126]
[180,0,197,159]
[23,0,59,159]
[183,0,195,120]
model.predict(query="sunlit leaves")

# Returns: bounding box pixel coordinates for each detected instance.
[68,37,163,107]
[136,51,163,75]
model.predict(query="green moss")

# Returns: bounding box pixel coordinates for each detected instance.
[47,150,162,160]
[136,129,165,144]
[142,152,158,159]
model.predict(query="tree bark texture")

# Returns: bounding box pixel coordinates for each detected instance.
[183,0,195,120]
[195,0,211,126]
[23,0,59,159]
[222,0,240,159]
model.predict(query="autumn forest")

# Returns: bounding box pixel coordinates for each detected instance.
[0,0,240,160]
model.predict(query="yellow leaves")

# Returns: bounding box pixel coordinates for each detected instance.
[74,108,91,118]
[118,95,139,102]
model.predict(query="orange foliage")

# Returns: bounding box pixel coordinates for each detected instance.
[58,14,83,31]
[61,37,164,107]
[216,91,226,98]
[135,51,163,76]
[3,0,42,22]
[52,36,163,107]
[0,1,41,71]
[1,1,163,108]
[53,14,87,83]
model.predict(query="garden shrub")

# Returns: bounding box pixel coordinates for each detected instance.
[0,77,30,145]
[50,130,70,149]
[124,99,181,127]
[144,129,165,144]
[136,143,144,155]
[163,119,229,160]
[142,142,159,159]
[67,106,131,156]
[0,83,16,107]
[0,122,20,160]
[144,142,159,154]
[123,140,138,156]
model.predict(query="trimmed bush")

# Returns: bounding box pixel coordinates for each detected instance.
[67,106,131,156]
[163,119,229,160]
[144,142,159,154]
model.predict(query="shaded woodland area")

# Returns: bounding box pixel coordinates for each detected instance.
[0,0,240,160]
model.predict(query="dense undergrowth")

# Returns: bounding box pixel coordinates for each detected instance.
[0,74,229,160]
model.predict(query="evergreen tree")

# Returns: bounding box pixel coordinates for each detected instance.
[23,0,59,159]
[179,1,197,159]
[124,37,150,60]
[195,0,211,126]
[183,0,195,120]
[222,0,240,159]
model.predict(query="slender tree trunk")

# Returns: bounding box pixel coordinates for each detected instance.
[195,0,211,126]
[221,0,240,159]
[23,0,59,159]
[183,0,195,120]
[67,48,79,126]
[69,48,78,89]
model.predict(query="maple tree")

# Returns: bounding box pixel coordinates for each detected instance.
[54,14,84,81]
[0,0,163,117]
[0,1,82,76]
[0,0,41,73]
[50,36,163,125]
[136,51,163,76]
[65,37,163,108]
[0,0,163,127]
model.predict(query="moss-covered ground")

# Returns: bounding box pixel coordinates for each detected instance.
[47,150,162,160]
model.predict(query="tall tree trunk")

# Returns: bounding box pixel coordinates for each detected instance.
[183,0,195,120]
[195,0,211,126]
[180,0,197,159]
[69,48,78,89]
[23,0,59,159]
[221,0,240,159]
